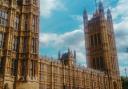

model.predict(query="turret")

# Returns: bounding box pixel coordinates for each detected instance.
[107,9,113,23]
[60,49,76,66]
[74,51,76,58]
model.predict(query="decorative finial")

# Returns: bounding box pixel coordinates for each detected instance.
[68,48,70,53]
[58,50,61,60]
[107,9,113,23]
[74,50,77,64]
[98,0,104,15]
[83,9,88,19]
[83,9,88,28]
[74,50,76,59]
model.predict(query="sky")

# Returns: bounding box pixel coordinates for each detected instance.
[39,0,128,76]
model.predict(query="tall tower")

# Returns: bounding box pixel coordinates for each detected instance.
[83,1,122,89]
[0,0,39,89]
[83,1,123,89]
[16,0,40,89]
[84,1,119,75]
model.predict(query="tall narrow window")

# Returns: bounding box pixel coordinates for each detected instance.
[93,58,97,69]
[22,56,26,80]
[98,56,105,71]
[4,12,8,26]
[36,39,38,53]
[23,37,27,53]
[0,58,3,71]
[0,11,8,27]
[97,33,101,45]
[91,36,94,46]
[113,82,117,89]
[11,59,17,76]
[13,37,18,51]
[24,14,28,31]
[40,64,44,81]
[30,60,36,79]
[15,16,19,30]
[94,34,97,46]
[31,38,36,53]
[32,16,36,31]
[30,60,33,78]
[0,33,4,48]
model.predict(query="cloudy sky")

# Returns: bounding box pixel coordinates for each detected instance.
[39,0,128,76]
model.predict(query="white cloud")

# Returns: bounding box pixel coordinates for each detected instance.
[39,26,86,64]
[111,0,128,75]
[40,28,84,48]
[112,0,128,20]
[40,0,65,17]
[39,0,128,75]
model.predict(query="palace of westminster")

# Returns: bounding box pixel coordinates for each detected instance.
[0,0,123,89]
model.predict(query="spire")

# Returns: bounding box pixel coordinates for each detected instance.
[74,50,76,64]
[83,9,88,27]
[83,9,88,20]
[98,0,104,15]
[68,48,70,53]
[58,51,61,60]
[107,9,113,23]
[74,50,76,59]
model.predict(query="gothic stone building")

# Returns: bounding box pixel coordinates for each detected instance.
[0,0,122,89]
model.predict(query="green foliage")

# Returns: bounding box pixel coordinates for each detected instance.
[121,76,128,89]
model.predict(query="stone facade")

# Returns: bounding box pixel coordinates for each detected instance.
[0,0,39,89]
[39,49,122,89]
[0,0,122,89]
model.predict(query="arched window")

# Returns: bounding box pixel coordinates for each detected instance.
[30,60,36,79]
[0,58,3,72]
[113,81,117,89]
[24,14,28,31]
[0,33,4,48]
[32,15,37,31]
[11,59,17,76]
[14,16,19,30]
[13,37,18,51]
[22,57,26,80]
[4,83,9,89]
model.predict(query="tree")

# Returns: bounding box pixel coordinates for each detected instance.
[121,76,128,89]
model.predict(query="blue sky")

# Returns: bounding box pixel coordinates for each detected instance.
[39,0,128,76]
